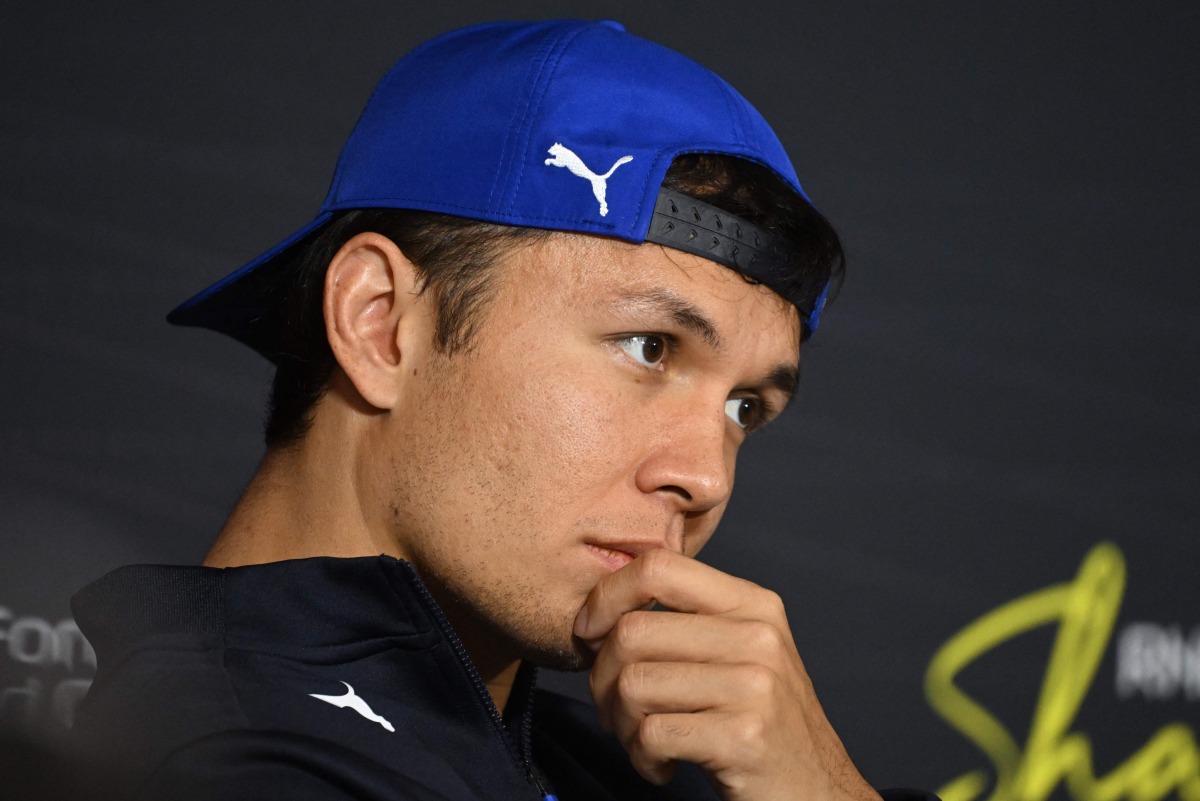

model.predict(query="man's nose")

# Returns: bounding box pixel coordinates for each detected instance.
[634,402,734,514]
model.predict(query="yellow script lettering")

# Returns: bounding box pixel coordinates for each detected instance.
[925,543,1200,801]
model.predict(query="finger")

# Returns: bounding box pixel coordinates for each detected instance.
[574,549,770,641]
[598,661,774,744]
[596,609,793,667]
[598,661,714,741]
[630,749,678,787]
[587,611,796,720]
[629,711,760,784]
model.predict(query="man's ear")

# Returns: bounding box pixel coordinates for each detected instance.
[323,231,427,410]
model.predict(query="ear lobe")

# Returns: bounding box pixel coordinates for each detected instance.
[323,232,426,410]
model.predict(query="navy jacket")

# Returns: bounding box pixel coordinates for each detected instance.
[70,556,935,801]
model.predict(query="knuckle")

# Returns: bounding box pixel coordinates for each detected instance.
[748,620,784,654]
[628,736,674,786]
[611,611,651,654]
[637,714,668,749]
[616,663,648,701]
[729,713,766,750]
[742,664,776,697]
[759,589,786,619]
[748,618,787,657]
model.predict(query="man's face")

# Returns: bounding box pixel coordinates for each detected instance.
[376,232,801,670]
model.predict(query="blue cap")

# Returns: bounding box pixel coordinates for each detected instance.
[168,20,828,356]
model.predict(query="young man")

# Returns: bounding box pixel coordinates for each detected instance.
[70,20,931,801]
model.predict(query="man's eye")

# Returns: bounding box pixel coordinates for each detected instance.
[616,335,668,369]
[724,397,764,430]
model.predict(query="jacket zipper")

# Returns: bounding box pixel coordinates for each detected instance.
[402,563,549,799]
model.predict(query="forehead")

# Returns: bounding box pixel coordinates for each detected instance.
[498,232,802,345]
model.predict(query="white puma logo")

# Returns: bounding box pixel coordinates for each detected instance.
[309,681,395,732]
[544,143,633,217]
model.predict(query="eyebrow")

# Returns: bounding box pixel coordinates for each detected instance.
[765,362,801,405]
[611,289,723,350]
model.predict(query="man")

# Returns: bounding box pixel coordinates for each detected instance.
[70,19,931,801]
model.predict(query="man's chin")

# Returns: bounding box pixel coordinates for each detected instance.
[464,610,597,672]
[414,565,595,672]
[517,636,596,672]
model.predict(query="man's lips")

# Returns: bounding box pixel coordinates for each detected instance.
[584,540,674,572]
[585,543,637,572]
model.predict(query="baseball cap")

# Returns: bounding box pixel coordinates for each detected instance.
[168,19,831,359]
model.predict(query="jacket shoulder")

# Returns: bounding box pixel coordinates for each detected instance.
[73,637,245,767]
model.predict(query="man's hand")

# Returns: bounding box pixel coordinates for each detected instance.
[573,549,882,801]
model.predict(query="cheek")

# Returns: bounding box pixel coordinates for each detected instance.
[489,360,638,492]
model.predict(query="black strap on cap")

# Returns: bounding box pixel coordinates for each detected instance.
[644,188,817,327]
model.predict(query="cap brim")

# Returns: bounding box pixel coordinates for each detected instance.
[166,211,334,360]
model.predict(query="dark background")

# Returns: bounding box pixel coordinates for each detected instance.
[2,2,1197,798]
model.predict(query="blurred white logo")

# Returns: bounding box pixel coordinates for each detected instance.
[0,606,95,729]
[1115,623,1200,701]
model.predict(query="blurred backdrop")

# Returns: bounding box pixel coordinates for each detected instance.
[2,3,1197,800]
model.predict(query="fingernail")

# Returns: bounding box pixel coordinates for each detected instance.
[573,607,589,638]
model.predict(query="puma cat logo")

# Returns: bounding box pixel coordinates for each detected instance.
[544,143,633,217]
[309,681,395,732]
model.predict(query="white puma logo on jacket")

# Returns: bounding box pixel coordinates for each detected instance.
[544,143,633,217]
[309,681,395,732]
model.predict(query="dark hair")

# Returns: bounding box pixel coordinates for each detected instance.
[263,154,844,447]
